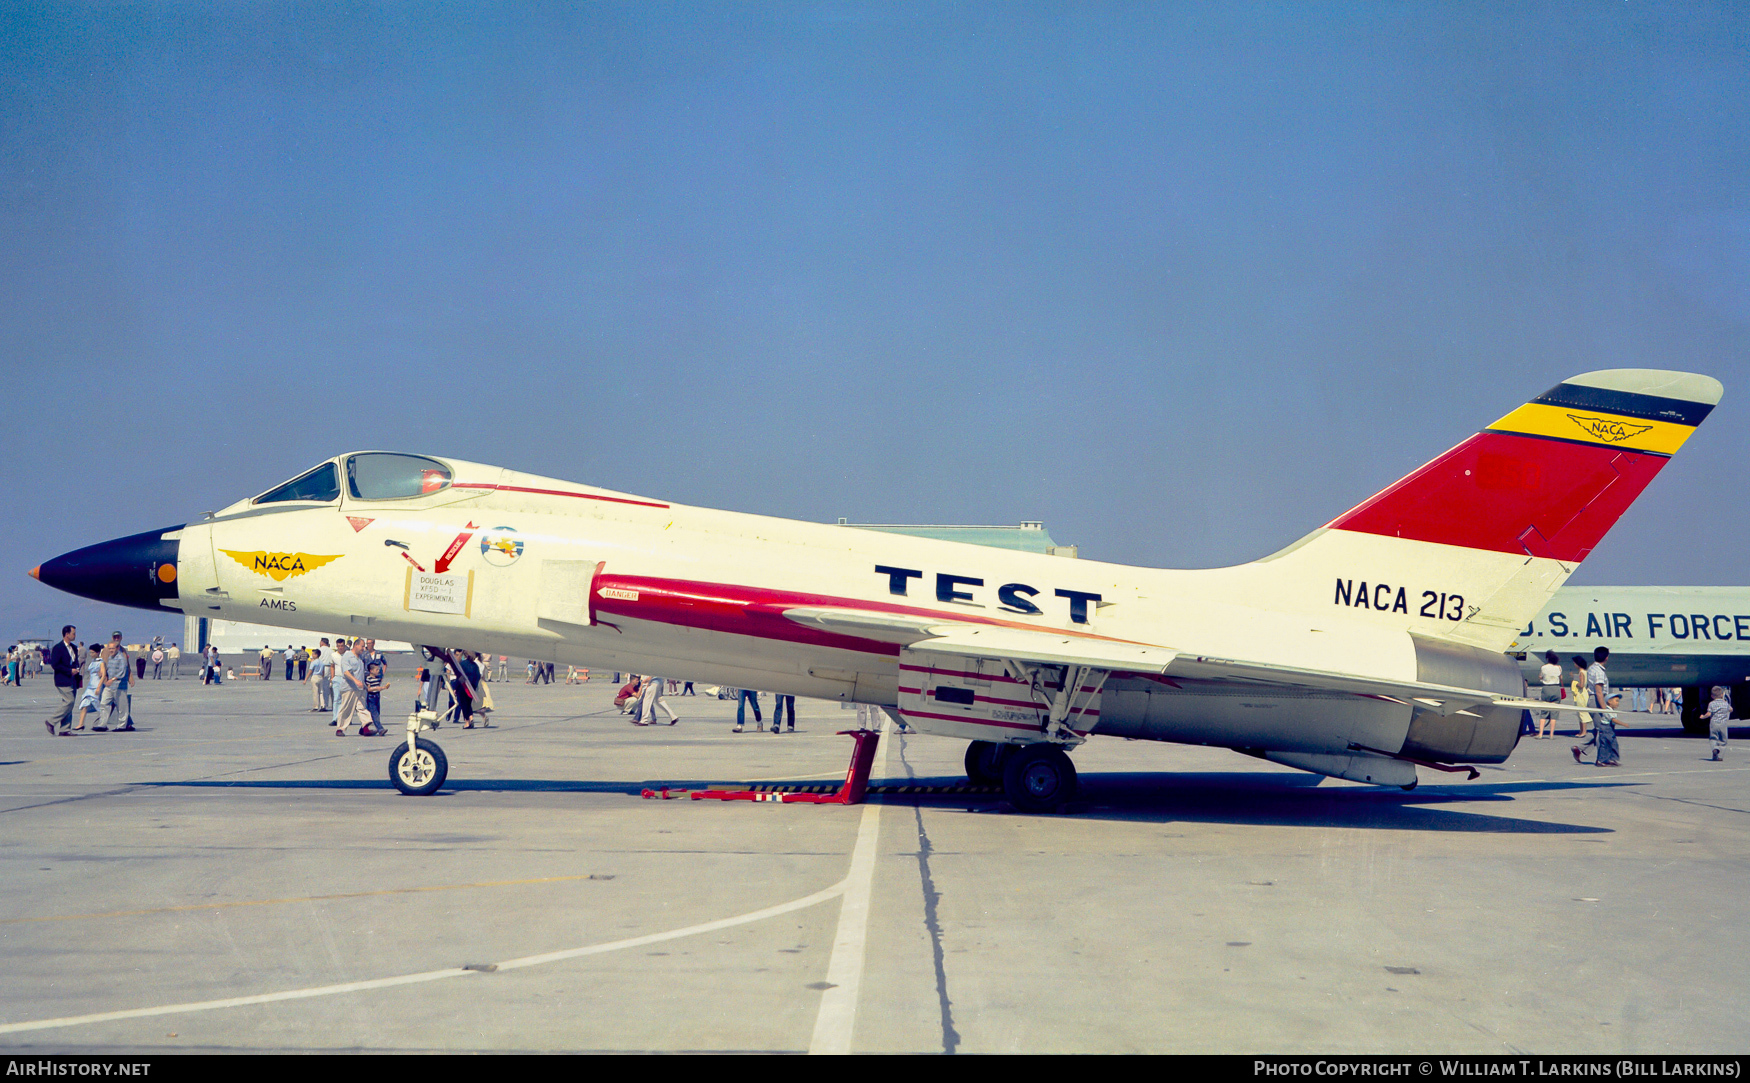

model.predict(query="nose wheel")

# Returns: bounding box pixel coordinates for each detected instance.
[389,737,448,796]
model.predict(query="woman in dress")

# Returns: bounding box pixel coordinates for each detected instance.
[73,645,105,731]
[1570,656,1593,742]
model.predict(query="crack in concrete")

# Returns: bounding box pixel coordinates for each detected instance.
[899,733,960,1055]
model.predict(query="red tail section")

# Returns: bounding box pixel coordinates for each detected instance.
[1327,370,1719,563]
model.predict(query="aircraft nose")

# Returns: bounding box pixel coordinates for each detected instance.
[32,526,185,612]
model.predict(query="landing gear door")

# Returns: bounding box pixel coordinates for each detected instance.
[896,648,1097,744]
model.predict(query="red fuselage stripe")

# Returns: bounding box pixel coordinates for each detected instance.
[594,575,904,657]
[591,574,1139,658]
[455,483,670,509]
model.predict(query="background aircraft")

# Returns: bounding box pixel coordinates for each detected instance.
[32,369,1722,810]
[1512,585,1750,730]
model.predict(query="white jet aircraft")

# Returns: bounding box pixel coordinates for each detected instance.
[31,369,1721,810]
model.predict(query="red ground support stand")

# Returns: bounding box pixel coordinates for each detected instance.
[687,729,882,805]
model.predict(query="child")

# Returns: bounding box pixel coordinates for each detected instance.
[1575,689,1622,767]
[362,660,389,737]
[1705,685,1731,762]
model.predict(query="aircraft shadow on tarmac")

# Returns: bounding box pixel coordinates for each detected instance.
[1046,772,1617,833]
[141,771,1619,834]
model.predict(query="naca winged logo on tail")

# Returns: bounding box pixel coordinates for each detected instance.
[1566,413,1654,444]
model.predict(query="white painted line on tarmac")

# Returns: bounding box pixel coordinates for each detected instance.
[0,966,472,1036]
[492,880,848,972]
[0,880,851,1036]
[808,716,891,1056]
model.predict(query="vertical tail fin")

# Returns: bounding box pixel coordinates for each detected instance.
[1330,369,1719,562]
[1255,370,1722,651]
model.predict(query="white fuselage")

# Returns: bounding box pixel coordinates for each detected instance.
[171,458,1529,763]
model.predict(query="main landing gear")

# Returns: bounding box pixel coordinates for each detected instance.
[966,739,1079,813]
[964,740,1010,785]
[961,659,1104,813]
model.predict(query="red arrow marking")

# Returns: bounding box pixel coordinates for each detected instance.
[399,551,427,573]
[434,522,477,574]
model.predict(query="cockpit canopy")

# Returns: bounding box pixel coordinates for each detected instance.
[253,453,452,505]
[253,462,340,504]
[345,453,452,500]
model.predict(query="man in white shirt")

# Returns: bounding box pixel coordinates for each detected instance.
[1574,647,1619,767]
[334,639,370,736]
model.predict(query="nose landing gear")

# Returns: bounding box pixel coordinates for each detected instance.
[390,737,448,795]
[390,699,448,795]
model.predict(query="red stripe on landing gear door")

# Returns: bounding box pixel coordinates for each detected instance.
[897,685,1100,716]
[896,662,1103,694]
[1326,431,1668,563]
[898,708,1045,733]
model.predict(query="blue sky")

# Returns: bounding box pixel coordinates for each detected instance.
[3,2,1747,641]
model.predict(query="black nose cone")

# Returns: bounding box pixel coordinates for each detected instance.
[31,526,184,612]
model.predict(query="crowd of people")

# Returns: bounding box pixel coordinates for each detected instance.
[40,625,150,735]
[12,637,184,690]
[603,676,826,734]
[5,644,44,684]
[1529,646,1732,765]
[296,636,394,736]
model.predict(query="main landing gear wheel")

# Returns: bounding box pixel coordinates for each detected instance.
[389,737,448,796]
[1001,743,1078,813]
[964,740,1012,786]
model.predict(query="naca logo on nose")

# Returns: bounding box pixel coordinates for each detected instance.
[220,549,343,581]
